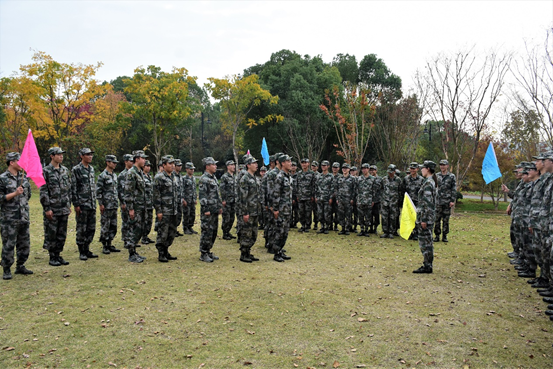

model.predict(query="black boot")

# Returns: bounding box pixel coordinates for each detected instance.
[442,235,448,242]
[317,227,325,234]
[128,247,144,263]
[78,245,88,261]
[249,251,259,261]
[413,265,433,274]
[240,250,252,263]
[15,265,33,275]
[200,252,213,262]
[57,253,69,265]
[158,248,168,263]
[108,241,121,253]
[433,235,440,242]
[166,249,177,260]
[3,267,12,280]
[49,252,62,266]
[273,253,284,262]
[222,233,232,240]
[102,243,111,255]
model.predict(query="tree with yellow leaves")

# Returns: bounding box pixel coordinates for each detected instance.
[206,74,282,165]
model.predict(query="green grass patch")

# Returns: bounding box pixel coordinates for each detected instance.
[0,189,549,368]
[456,199,509,213]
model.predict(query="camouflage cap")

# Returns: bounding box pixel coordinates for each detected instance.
[278,154,292,163]
[48,147,65,156]
[123,154,133,162]
[311,161,319,167]
[532,152,547,160]
[6,152,20,161]
[387,164,397,172]
[409,162,419,169]
[332,162,340,168]
[321,160,330,166]
[369,165,377,170]
[144,160,152,167]
[269,154,276,162]
[105,155,119,163]
[80,148,94,156]
[238,164,245,170]
[342,163,351,169]
[350,166,358,171]
[291,161,297,167]
[542,152,553,160]
[526,162,538,171]
[395,169,401,174]
[439,159,449,165]
[361,163,370,169]
[226,160,235,166]
[161,155,175,164]
[203,157,218,166]
[132,150,148,158]
[516,161,531,168]
[421,160,437,170]
[185,162,195,169]
[245,156,258,165]
[174,159,183,166]
[300,158,310,163]
[260,166,267,171]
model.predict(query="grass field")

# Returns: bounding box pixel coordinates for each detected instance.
[0,191,551,368]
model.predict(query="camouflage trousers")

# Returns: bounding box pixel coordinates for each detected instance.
[273,214,291,254]
[126,208,145,249]
[298,200,313,229]
[200,213,219,253]
[337,199,352,231]
[317,200,332,229]
[380,202,399,235]
[352,203,358,229]
[509,221,517,252]
[312,200,319,226]
[1,220,30,268]
[417,223,434,268]
[532,229,551,280]
[291,201,299,227]
[142,208,153,240]
[520,226,536,272]
[240,216,258,250]
[331,197,339,228]
[76,209,96,247]
[258,205,266,228]
[99,209,117,244]
[176,204,183,229]
[222,202,236,234]
[43,213,69,253]
[121,206,129,244]
[357,204,372,232]
[156,214,178,250]
[434,204,451,236]
[371,202,381,230]
[184,202,196,230]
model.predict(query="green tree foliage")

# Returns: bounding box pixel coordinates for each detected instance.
[502,109,541,163]
[331,53,359,84]
[358,54,402,102]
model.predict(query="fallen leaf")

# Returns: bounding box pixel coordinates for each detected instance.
[357,318,368,322]
[333,360,340,368]
[3,347,15,351]
[245,330,255,335]
[108,362,117,367]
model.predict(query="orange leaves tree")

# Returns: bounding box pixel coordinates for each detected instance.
[320,83,375,167]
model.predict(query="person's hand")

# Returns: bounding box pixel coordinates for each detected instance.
[449,202,455,208]
[121,204,126,210]
[222,201,226,207]
[100,205,105,214]
[204,211,211,216]
[75,206,81,216]
[501,184,509,193]
[421,222,427,230]
[273,210,279,219]
[218,209,223,215]
[129,209,135,220]
[45,210,54,221]
[157,213,163,220]
[14,186,24,196]
[183,200,188,207]
[243,214,250,223]
[529,227,533,234]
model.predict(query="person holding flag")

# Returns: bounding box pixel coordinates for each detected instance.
[413,160,438,274]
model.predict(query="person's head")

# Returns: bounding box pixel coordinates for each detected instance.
[203,157,218,174]
[48,147,65,165]
[527,162,539,180]
[226,160,236,174]
[300,158,309,171]
[80,148,94,164]
[185,162,195,175]
[544,153,553,172]
[350,166,358,176]
[143,160,151,174]
[161,155,175,174]
[439,159,449,173]
[369,165,377,176]
[123,154,134,169]
[332,162,340,174]
[174,159,183,173]
[320,160,330,173]
[361,163,370,176]
[279,155,292,172]
[291,161,297,173]
[409,162,419,176]
[260,166,267,177]
[132,150,148,169]
[387,164,397,178]
[311,161,319,172]
[245,156,258,173]
[5,152,22,172]
[421,160,437,177]
[105,155,119,171]
[342,163,350,176]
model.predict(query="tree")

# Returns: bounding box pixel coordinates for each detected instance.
[331,53,359,84]
[415,47,511,190]
[123,65,198,164]
[320,83,375,167]
[206,74,282,165]
[358,54,402,102]
[501,109,541,162]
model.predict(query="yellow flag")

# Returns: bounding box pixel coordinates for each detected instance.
[399,193,417,240]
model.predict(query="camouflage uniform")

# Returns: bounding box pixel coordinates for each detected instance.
[296,165,316,231]
[311,162,320,229]
[316,164,334,233]
[331,163,342,230]
[402,169,424,239]
[199,157,223,261]
[154,156,179,261]
[335,168,355,234]
[264,161,281,252]
[434,166,457,240]
[256,172,265,230]
[173,161,184,235]
[182,162,197,233]
[118,154,133,246]
[40,153,71,264]
[357,169,374,236]
[519,177,536,274]
[71,152,97,258]
[370,166,382,233]
[290,165,299,228]
[96,160,119,252]
[220,163,237,238]
[238,162,259,261]
[529,170,550,280]
[380,166,402,237]
[272,158,293,260]
[0,157,31,274]
[414,164,437,273]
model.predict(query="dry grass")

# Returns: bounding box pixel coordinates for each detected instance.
[0,190,551,368]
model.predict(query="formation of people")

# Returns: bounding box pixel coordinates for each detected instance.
[503,153,553,321]
[0,148,458,280]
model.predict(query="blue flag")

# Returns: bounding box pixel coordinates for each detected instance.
[261,137,270,165]
[482,142,502,184]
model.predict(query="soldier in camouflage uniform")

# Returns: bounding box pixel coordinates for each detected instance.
[290,161,299,228]
[272,155,293,262]
[173,160,185,237]
[220,160,237,240]
[198,157,223,262]
[1,152,33,279]
[402,162,424,240]
[380,164,401,239]
[369,165,382,234]
[142,160,155,244]
[123,150,149,263]
[357,163,374,237]
[434,159,456,242]
[235,158,250,245]
[72,148,98,260]
[331,162,341,231]
[336,163,355,235]
[40,147,71,266]
[516,163,538,279]
[182,162,198,234]
[316,160,333,234]
[96,155,122,255]
[311,161,320,230]
[296,158,316,232]
[413,161,438,274]
[153,155,179,262]
[258,166,267,230]
[350,166,359,232]
[238,156,260,263]
[502,164,525,262]
[118,154,133,247]
[263,154,282,253]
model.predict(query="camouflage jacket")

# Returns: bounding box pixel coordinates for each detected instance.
[40,163,71,215]
[117,168,129,207]
[199,172,222,214]
[71,162,96,210]
[335,174,356,202]
[539,172,553,230]
[357,175,375,206]
[402,174,424,204]
[153,171,179,216]
[436,172,457,205]
[291,173,298,200]
[0,170,31,223]
[519,181,534,227]
[509,179,524,215]
[174,172,184,201]
[256,176,263,205]
[182,174,197,204]
[530,173,551,230]
[123,166,147,211]
[332,173,343,198]
[316,172,334,202]
[416,177,437,225]
[220,172,237,203]
[264,167,280,209]
[381,175,402,207]
[144,173,153,210]
[372,176,383,203]
[96,169,118,210]
[273,170,293,216]
[296,170,316,201]
[238,171,259,217]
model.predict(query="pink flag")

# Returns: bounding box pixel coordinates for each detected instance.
[247,149,250,155]
[19,129,46,187]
